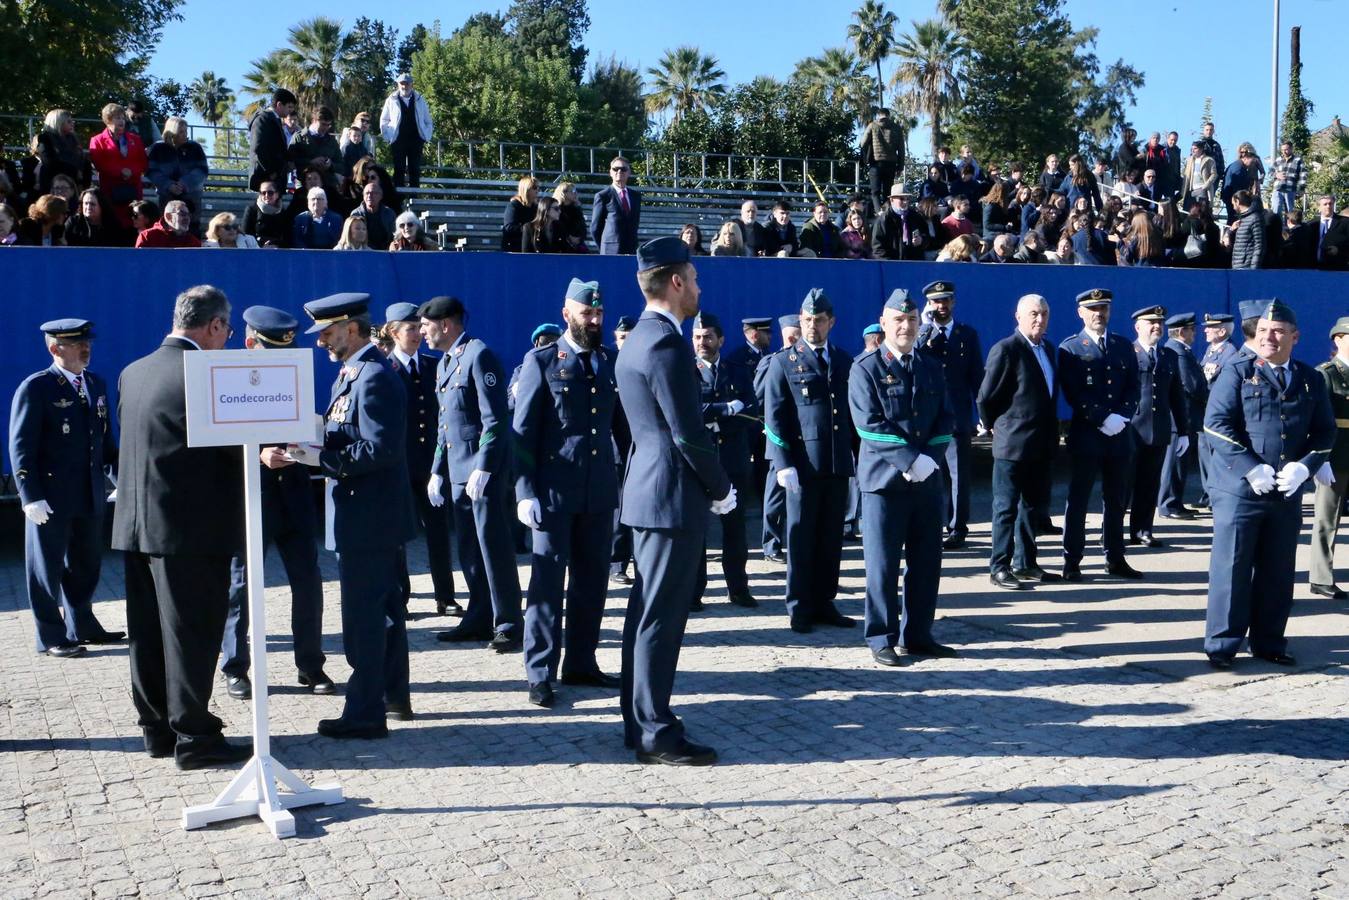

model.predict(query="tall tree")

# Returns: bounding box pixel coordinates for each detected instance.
[577,56,646,147]
[891,19,964,157]
[342,17,399,120]
[644,46,726,123]
[240,50,295,120]
[507,0,591,83]
[793,47,874,127]
[396,23,430,75]
[1068,27,1144,162]
[1281,26,1313,156]
[188,71,233,126]
[848,0,898,110]
[280,17,357,114]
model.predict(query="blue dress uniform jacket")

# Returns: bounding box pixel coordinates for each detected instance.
[513,341,620,685]
[1203,355,1334,657]
[755,350,787,556]
[917,320,983,536]
[695,354,759,601]
[1158,338,1207,515]
[1128,341,1189,537]
[1197,339,1241,497]
[9,365,117,650]
[849,346,954,651]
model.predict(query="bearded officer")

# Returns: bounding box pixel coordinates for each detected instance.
[1308,316,1349,600]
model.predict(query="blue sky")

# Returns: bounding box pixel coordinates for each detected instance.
[151,0,1346,161]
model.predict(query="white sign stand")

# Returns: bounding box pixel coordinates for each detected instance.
[179,350,342,837]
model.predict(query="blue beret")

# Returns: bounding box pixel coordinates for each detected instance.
[1132,304,1167,322]
[862,323,883,336]
[1076,288,1113,307]
[1165,312,1196,328]
[304,292,371,333]
[883,288,917,313]
[1255,298,1296,326]
[417,296,465,320]
[922,280,954,299]
[242,306,297,347]
[565,278,602,307]
[614,316,636,332]
[742,317,772,329]
[778,314,800,329]
[1204,312,1234,326]
[801,288,833,315]
[531,323,563,343]
[40,318,95,340]
[1238,299,1266,322]
[384,302,420,323]
[636,236,690,272]
[693,312,721,332]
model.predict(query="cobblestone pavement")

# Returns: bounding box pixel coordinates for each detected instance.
[1,494,1347,899]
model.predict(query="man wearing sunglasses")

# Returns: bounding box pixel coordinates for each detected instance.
[592,156,642,255]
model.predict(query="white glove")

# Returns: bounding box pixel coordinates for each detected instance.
[466,469,491,501]
[23,500,52,525]
[1098,413,1129,437]
[1276,461,1310,497]
[517,498,542,529]
[709,486,737,515]
[1314,461,1336,487]
[726,400,746,416]
[903,454,938,483]
[1175,435,1191,458]
[427,473,445,507]
[707,421,720,433]
[776,467,801,493]
[975,422,989,438]
[106,490,117,503]
[1244,463,1277,495]
[284,443,321,466]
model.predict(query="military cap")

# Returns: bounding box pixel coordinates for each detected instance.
[636,235,690,272]
[1204,312,1234,326]
[1331,317,1349,338]
[614,316,636,333]
[1076,288,1113,308]
[883,288,917,313]
[862,323,883,337]
[304,292,370,333]
[40,318,95,341]
[693,312,722,332]
[242,306,297,347]
[531,323,563,343]
[778,314,800,329]
[565,278,602,307]
[1132,305,1167,322]
[888,182,911,199]
[1255,298,1296,326]
[801,288,833,316]
[922,280,955,299]
[417,295,465,321]
[1165,312,1196,328]
[384,302,420,323]
[742,317,772,330]
[1237,299,1266,322]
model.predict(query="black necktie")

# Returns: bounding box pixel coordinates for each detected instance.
[407,358,417,378]
[814,346,827,370]
[73,373,88,406]
[579,351,594,379]
[931,327,948,352]
[1147,347,1156,370]
[1274,366,1287,393]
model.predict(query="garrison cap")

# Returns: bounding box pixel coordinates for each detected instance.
[742,316,772,330]
[531,323,563,343]
[922,280,955,299]
[1238,299,1266,322]
[614,316,636,333]
[1076,288,1112,308]
[1165,312,1196,328]
[565,278,602,307]
[778,314,800,329]
[693,312,722,332]
[384,302,420,324]
[1330,317,1349,338]
[40,318,95,341]
[1132,304,1167,322]
[1204,312,1234,326]
[636,236,690,272]
[1255,299,1297,326]
[801,288,833,316]
[242,306,297,346]
[304,292,370,333]
[883,288,917,313]
[862,323,883,337]
[417,295,465,321]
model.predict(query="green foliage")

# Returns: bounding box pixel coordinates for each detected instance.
[342,18,399,122]
[1201,97,1213,127]
[576,56,646,148]
[1070,27,1145,162]
[848,1,898,109]
[507,0,591,83]
[891,19,964,157]
[189,71,233,126]
[1308,128,1349,205]
[396,24,430,75]
[645,47,727,123]
[1282,58,1313,156]
[793,47,875,129]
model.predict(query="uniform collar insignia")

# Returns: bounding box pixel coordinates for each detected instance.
[883,351,894,363]
[455,345,465,357]
[55,375,66,386]
[557,350,568,359]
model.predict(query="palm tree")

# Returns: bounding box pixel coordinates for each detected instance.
[280,17,358,115]
[793,47,874,127]
[892,19,965,158]
[848,0,898,110]
[240,50,298,120]
[644,46,727,123]
[189,71,234,126]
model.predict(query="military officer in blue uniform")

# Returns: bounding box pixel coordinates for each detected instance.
[609,315,636,584]
[509,324,564,412]
[691,311,760,609]
[850,290,958,666]
[289,293,417,738]
[1058,288,1143,580]
[724,316,772,512]
[1157,312,1207,520]
[219,307,333,702]
[419,295,524,652]
[763,289,857,633]
[915,280,984,550]
[383,302,461,618]
[512,278,622,708]
[1202,299,1333,669]
[1125,305,1190,547]
[1195,313,1241,507]
[8,318,122,657]
[616,237,734,766]
[758,314,801,563]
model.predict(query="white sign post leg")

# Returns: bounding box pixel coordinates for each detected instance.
[182,442,343,837]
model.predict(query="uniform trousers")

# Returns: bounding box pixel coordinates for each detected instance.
[1064,451,1131,565]
[989,458,1052,573]
[1157,434,1197,514]
[1127,442,1169,536]
[403,481,456,607]
[696,473,750,599]
[939,431,973,535]
[25,511,104,651]
[450,477,522,636]
[861,479,943,651]
[1310,467,1349,586]
[784,474,849,622]
[1205,491,1301,657]
[336,547,409,725]
[761,465,786,555]
[524,508,613,685]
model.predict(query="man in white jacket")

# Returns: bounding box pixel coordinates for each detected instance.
[379,73,433,190]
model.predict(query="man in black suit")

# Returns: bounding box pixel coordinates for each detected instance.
[977,294,1063,591]
[112,285,250,769]
[592,155,641,255]
[247,88,296,191]
[1296,194,1349,270]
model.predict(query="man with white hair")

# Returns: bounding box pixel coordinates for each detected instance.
[134,199,201,248]
[291,187,342,249]
[380,73,432,189]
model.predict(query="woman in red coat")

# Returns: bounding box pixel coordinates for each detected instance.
[87,103,148,231]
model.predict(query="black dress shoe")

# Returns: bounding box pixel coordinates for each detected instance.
[942,533,967,550]
[689,600,705,612]
[144,730,175,758]
[1035,523,1063,536]
[814,609,857,628]
[528,682,555,707]
[727,593,758,608]
[559,669,621,688]
[610,570,633,585]
[1309,583,1348,600]
[763,550,786,564]
[318,718,388,740]
[1159,507,1197,520]
[45,643,86,659]
[1105,560,1145,579]
[990,569,1025,590]
[1207,653,1235,670]
[298,670,336,695]
[636,739,717,766]
[1253,651,1297,666]
[436,600,465,617]
[1132,531,1164,548]
[79,630,126,644]
[175,738,253,770]
[1013,566,1063,583]
[871,646,904,667]
[1062,563,1083,582]
[226,675,252,700]
[788,617,814,634]
[384,701,415,721]
[489,632,522,653]
[437,625,493,643]
[903,642,959,658]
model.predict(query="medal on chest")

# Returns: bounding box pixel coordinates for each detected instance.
[62,420,71,435]
[330,394,351,424]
